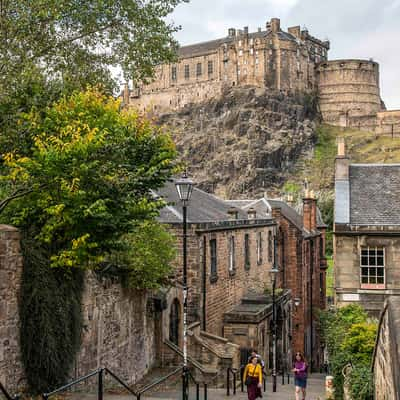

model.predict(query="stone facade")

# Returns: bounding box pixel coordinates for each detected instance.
[373,297,400,400]
[316,59,381,129]
[376,110,400,137]
[270,196,327,371]
[74,272,157,385]
[123,18,329,113]
[0,228,158,392]
[0,225,24,393]
[334,140,400,317]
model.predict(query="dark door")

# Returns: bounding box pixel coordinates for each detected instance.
[169,298,180,345]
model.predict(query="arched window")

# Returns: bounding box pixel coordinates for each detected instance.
[169,298,180,345]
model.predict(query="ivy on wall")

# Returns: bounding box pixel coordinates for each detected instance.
[19,237,84,394]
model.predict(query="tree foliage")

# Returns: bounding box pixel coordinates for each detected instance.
[0,0,184,97]
[320,305,377,400]
[1,89,177,269]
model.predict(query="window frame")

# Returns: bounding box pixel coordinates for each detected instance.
[171,66,177,81]
[196,62,202,77]
[184,64,190,79]
[256,232,263,265]
[229,235,236,275]
[244,233,250,270]
[360,246,385,289]
[210,239,218,283]
[208,60,213,75]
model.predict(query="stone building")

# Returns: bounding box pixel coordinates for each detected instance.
[373,296,400,400]
[123,18,329,113]
[229,194,327,371]
[334,139,400,316]
[156,181,290,370]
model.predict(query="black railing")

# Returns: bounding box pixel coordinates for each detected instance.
[0,381,19,400]
[136,366,182,400]
[41,365,208,400]
[42,368,137,400]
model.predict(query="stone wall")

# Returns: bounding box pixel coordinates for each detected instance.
[0,225,24,392]
[317,59,382,127]
[376,110,400,137]
[373,297,400,400]
[0,228,157,392]
[74,272,157,385]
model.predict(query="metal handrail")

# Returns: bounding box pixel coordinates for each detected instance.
[42,369,101,399]
[226,367,239,396]
[104,368,138,397]
[136,366,183,400]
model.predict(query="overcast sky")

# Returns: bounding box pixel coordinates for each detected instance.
[170,0,400,109]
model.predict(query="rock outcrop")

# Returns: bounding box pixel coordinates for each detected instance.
[159,87,317,198]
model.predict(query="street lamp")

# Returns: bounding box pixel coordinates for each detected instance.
[269,266,279,393]
[175,173,193,400]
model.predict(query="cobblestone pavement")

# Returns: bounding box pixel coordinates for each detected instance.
[64,373,326,400]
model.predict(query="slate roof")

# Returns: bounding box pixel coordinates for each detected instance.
[293,203,328,228]
[156,180,248,223]
[226,198,272,219]
[267,199,305,231]
[349,164,400,226]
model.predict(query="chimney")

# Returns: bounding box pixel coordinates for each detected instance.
[228,28,236,37]
[335,137,349,181]
[271,18,280,33]
[244,26,249,35]
[247,207,257,219]
[258,27,262,32]
[286,193,295,207]
[288,26,301,38]
[266,21,271,30]
[303,190,317,232]
[228,207,239,220]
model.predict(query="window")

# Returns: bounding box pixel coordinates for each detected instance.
[208,60,213,75]
[255,58,259,65]
[196,62,202,76]
[171,66,177,81]
[244,234,250,269]
[238,40,242,47]
[239,50,243,56]
[250,48,254,55]
[256,232,263,265]
[184,64,190,79]
[210,239,217,282]
[360,247,385,288]
[229,236,235,274]
[268,231,273,262]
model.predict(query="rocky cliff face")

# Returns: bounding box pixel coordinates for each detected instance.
[159,87,317,198]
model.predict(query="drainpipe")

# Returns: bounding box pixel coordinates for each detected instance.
[202,236,207,331]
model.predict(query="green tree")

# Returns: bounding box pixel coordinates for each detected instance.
[1,89,177,267]
[1,89,178,393]
[0,0,184,96]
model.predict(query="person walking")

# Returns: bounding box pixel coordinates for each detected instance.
[247,349,266,369]
[292,352,308,400]
[243,355,263,400]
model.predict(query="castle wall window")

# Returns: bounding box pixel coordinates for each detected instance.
[210,239,218,282]
[360,247,385,289]
[250,48,254,55]
[229,236,236,274]
[239,50,243,56]
[208,61,213,75]
[238,40,242,47]
[196,63,202,77]
[244,234,250,270]
[171,66,177,81]
[184,64,190,79]
[255,58,259,64]
[250,38,254,45]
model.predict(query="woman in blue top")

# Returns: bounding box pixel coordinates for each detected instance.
[292,352,308,400]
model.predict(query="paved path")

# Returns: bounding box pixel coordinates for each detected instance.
[63,374,326,400]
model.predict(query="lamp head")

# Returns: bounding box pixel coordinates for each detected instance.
[175,173,193,203]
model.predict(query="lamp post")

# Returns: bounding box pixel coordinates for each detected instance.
[175,173,193,400]
[269,266,279,393]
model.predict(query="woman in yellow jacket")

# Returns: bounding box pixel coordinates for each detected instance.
[243,356,263,399]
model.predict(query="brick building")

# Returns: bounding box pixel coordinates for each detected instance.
[156,181,292,371]
[334,139,400,316]
[123,17,329,113]
[230,195,328,371]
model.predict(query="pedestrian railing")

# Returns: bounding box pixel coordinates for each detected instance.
[0,381,19,400]
[41,365,208,400]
